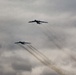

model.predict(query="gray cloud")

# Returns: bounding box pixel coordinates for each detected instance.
[41,68,58,75]
[0,0,76,75]
[8,0,76,13]
[46,0,76,13]
[12,58,32,71]
[0,55,32,75]
[0,71,16,75]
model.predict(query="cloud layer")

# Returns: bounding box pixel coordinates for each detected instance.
[0,0,76,75]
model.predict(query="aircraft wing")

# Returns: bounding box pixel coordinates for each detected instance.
[40,21,48,23]
[15,42,19,44]
[28,21,35,23]
[24,42,31,44]
[15,41,31,45]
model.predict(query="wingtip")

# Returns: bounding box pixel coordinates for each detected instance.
[14,42,17,44]
[28,21,32,23]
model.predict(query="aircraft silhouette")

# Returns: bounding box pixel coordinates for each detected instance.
[15,41,31,45]
[29,20,48,24]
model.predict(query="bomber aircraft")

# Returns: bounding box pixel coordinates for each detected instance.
[15,41,31,45]
[29,20,48,24]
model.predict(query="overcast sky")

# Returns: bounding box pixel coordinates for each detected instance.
[0,0,76,75]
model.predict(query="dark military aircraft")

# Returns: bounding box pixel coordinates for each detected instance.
[28,20,48,24]
[15,41,31,45]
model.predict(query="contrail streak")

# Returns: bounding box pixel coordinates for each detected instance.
[38,25,62,49]
[43,31,62,49]
[63,49,76,61]
[27,44,53,65]
[17,44,66,75]
[38,25,76,61]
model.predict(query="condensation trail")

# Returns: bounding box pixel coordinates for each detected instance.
[27,45,69,74]
[27,44,53,65]
[44,25,76,61]
[17,44,67,75]
[42,25,76,61]
[38,25,62,49]
[63,49,76,61]
[42,30,62,49]
[43,25,67,49]
[38,25,76,61]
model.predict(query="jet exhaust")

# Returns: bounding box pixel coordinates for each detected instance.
[17,44,67,75]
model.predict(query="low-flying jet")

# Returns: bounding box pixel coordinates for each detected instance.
[15,41,31,45]
[28,20,48,24]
